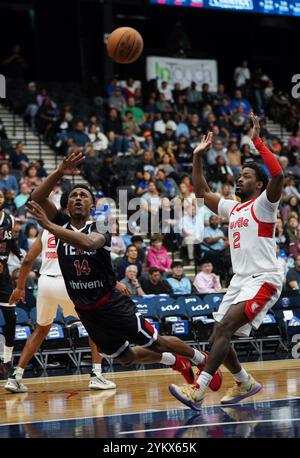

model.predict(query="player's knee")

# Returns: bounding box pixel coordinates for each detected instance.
[213,321,232,341]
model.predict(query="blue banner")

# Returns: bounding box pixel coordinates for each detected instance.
[150,0,300,17]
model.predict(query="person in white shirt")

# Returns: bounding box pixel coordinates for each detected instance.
[234,61,251,88]
[170,112,284,410]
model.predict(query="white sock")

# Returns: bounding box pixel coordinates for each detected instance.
[92,363,102,374]
[191,349,205,365]
[13,367,24,381]
[233,368,249,383]
[3,346,13,364]
[160,353,176,366]
[195,371,212,394]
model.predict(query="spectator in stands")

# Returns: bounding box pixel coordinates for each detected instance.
[288,229,300,258]
[0,162,19,195]
[54,110,72,155]
[108,86,127,112]
[180,200,204,264]
[285,215,299,245]
[193,260,222,293]
[228,89,251,114]
[291,154,300,180]
[34,159,47,178]
[206,138,228,166]
[240,128,257,155]
[282,196,299,222]
[68,120,89,148]
[25,223,39,250]
[104,108,122,136]
[122,111,141,135]
[286,254,300,291]
[172,82,183,105]
[121,97,145,126]
[283,175,300,200]
[35,97,59,141]
[226,137,242,175]
[288,128,300,153]
[14,182,29,212]
[4,190,16,214]
[22,164,43,191]
[111,222,126,261]
[10,141,29,170]
[88,125,108,153]
[105,77,118,97]
[140,267,173,294]
[233,60,251,89]
[131,235,146,265]
[147,235,172,274]
[186,81,201,110]
[37,88,56,108]
[23,82,39,128]
[117,244,143,280]
[155,169,179,199]
[160,81,173,102]
[202,215,228,273]
[166,261,192,294]
[210,155,234,191]
[98,154,120,198]
[136,171,153,195]
[275,218,287,251]
[136,150,156,180]
[82,146,102,189]
[120,265,145,296]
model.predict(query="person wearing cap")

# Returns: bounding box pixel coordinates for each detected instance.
[166,262,191,295]
[120,265,145,296]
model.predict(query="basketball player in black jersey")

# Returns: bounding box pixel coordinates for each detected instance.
[0,189,23,378]
[27,151,222,389]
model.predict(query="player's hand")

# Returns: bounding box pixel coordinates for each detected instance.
[9,288,25,305]
[193,132,213,157]
[250,112,260,140]
[57,149,85,176]
[115,281,131,297]
[26,201,51,230]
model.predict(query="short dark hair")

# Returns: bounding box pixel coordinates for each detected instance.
[242,163,269,193]
[126,244,137,253]
[60,191,69,211]
[68,184,95,205]
[171,261,183,269]
[149,267,160,275]
[131,235,143,243]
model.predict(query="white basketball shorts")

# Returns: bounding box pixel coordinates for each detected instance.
[37,275,78,326]
[213,271,283,337]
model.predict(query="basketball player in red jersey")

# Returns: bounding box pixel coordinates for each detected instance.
[169,112,284,410]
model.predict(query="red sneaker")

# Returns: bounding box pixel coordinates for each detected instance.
[171,355,195,384]
[197,352,223,391]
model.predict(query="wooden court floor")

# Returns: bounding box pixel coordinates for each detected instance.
[0,359,300,437]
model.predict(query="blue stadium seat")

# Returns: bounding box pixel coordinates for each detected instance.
[15,307,30,325]
[29,307,37,326]
[175,295,202,309]
[203,294,224,312]
[156,297,193,340]
[149,294,174,310]
[184,297,214,319]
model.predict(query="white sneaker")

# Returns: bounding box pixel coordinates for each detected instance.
[88,371,116,390]
[5,377,28,394]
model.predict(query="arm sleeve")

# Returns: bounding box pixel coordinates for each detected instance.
[253,190,279,223]
[217,198,237,218]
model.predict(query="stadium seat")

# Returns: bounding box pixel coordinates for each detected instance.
[252,312,285,356]
[132,296,160,332]
[202,294,224,312]
[156,296,193,341]
[14,308,31,352]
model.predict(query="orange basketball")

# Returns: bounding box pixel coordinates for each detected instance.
[107,27,143,64]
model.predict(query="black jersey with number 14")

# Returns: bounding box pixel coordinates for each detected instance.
[53,212,116,307]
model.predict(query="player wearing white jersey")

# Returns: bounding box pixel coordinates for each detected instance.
[5,195,120,393]
[170,113,284,410]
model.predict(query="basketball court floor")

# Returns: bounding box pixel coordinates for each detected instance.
[0,359,300,438]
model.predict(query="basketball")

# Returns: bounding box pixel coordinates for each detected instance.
[106,27,143,64]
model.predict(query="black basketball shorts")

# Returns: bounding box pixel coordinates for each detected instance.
[75,290,158,358]
[0,271,13,305]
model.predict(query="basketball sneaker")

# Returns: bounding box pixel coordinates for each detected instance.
[171,355,195,384]
[196,352,223,391]
[0,361,12,379]
[220,375,262,404]
[88,370,116,390]
[169,383,204,411]
[5,372,28,394]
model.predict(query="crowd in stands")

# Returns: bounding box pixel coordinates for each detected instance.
[1,58,300,299]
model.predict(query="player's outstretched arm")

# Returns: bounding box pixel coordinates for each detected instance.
[9,231,43,305]
[250,112,284,203]
[30,150,85,221]
[26,201,106,251]
[192,132,221,214]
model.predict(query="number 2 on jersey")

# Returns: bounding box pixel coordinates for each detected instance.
[74,259,91,276]
[233,232,240,249]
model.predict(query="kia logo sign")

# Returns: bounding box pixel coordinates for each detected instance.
[161,304,180,312]
[191,304,209,312]
[137,304,148,308]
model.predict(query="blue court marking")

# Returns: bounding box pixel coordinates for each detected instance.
[1,397,300,438]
